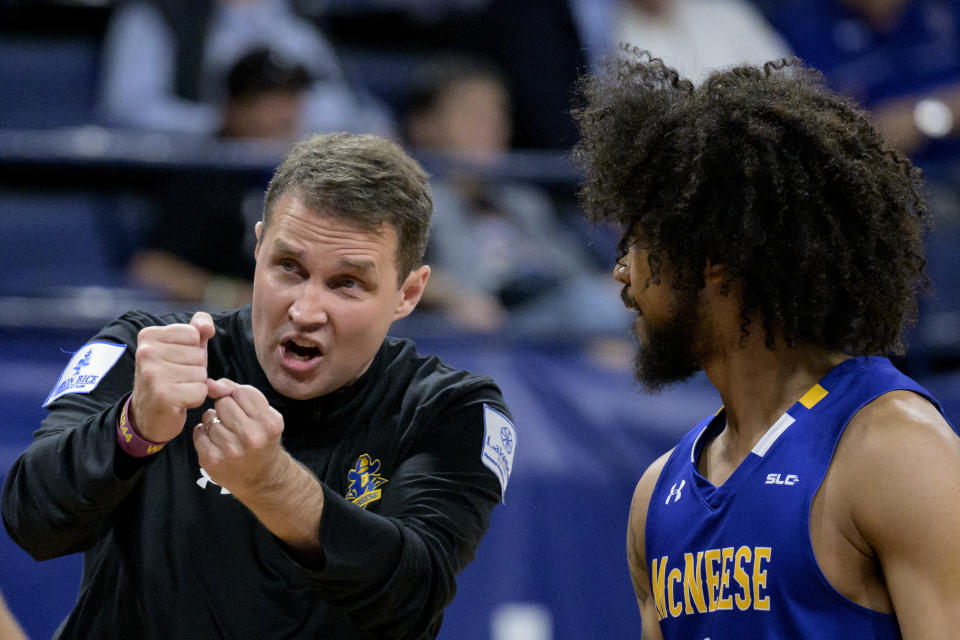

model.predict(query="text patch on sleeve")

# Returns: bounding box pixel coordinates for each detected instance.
[482,404,516,500]
[43,341,127,407]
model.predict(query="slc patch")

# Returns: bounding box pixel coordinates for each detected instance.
[482,404,516,500]
[345,454,388,509]
[43,341,127,407]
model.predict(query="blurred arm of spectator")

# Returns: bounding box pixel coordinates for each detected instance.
[870,85,960,156]
[99,2,221,133]
[98,0,396,138]
[842,0,960,155]
[127,48,310,308]
[415,269,507,332]
[766,0,960,157]
[0,590,27,640]
[572,0,792,85]
[128,249,253,309]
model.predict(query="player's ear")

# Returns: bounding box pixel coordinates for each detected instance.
[704,260,725,283]
[394,265,431,320]
[704,260,731,295]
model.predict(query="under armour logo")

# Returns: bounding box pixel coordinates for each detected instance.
[196,467,231,494]
[666,480,685,504]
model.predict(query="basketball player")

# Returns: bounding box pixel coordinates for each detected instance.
[574,51,960,638]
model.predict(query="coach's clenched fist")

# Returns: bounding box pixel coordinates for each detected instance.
[129,311,215,443]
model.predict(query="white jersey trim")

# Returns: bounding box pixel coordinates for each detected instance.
[751,412,797,457]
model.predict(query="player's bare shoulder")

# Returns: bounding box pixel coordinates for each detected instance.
[629,450,675,530]
[832,389,958,515]
[839,389,958,478]
[628,449,673,640]
[834,389,960,635]
[831,390,960,550]
[627,449,674,584]
[628,454,674,580]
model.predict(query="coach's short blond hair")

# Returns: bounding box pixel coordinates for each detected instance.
[263,132,433,285]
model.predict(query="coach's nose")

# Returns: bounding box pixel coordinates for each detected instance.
[288,281,330,330]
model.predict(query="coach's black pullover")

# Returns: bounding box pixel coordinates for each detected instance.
[2,306,512,639]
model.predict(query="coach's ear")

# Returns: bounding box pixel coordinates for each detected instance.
[394,265,431,320]
[254,221,264,260]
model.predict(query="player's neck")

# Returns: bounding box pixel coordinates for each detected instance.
[704,339,848,449]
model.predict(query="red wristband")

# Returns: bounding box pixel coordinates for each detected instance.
[116,395,168,457]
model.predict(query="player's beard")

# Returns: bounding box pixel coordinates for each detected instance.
[633,287,702,392]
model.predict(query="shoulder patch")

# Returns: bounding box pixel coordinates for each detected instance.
[482,404,516,500]
[43,342,127,407]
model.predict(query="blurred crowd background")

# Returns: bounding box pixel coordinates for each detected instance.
[1,1,959,638]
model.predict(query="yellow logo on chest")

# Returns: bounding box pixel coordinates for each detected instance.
[345,454,388,509]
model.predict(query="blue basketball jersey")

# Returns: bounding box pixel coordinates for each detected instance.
[644,357,949,639]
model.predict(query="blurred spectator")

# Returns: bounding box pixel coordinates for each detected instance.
[127,47,309,308]
[301,0,586,149]
[98,0,394,137]
[220,47,311,140]
[404,56,630,335]
[571,0,792,84]
[460,0,587,149]
[766,0,960,161]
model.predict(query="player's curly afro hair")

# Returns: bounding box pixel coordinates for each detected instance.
[573,50,928,355]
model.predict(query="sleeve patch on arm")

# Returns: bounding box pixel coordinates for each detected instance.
[481,404,516,499]
[43,342,127,407]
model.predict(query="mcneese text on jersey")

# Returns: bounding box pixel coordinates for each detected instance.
[650,546,772,619]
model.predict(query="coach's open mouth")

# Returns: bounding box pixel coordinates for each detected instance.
[283,340,321,361]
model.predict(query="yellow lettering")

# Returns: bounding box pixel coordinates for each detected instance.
[704,548,721,611]
[733,546,752,610]
[717,547,734,610]
[753,547,771,610]
[667,569,683,617]
[651,557,669,620]
[146,444,162,454]
[651,545,771,619]
[682,552,708,614]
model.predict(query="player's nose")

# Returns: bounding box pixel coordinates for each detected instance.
[614,258,629,284]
